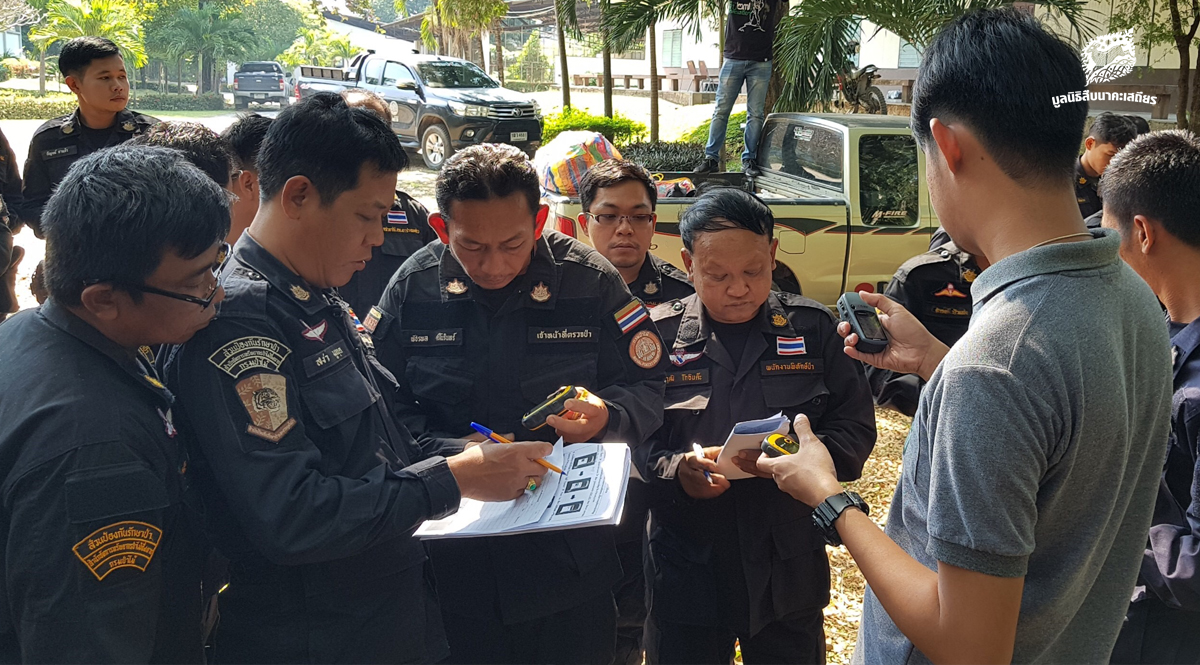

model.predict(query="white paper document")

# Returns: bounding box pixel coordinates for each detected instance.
[415,440,631,539]
[713,412,789,480]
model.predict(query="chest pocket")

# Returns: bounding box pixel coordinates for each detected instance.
[406,355,476,406]
[300,359,379,430]
[519,354,598,404]
[664,364,712,411]
[381,229,426,257]
[761,374,829,417]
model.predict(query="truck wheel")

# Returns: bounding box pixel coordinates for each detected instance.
[234,98,248,110]
[421,124,452,171]
[866,86,887,114]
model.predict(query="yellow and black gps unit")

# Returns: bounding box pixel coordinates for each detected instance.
[761,433,800,458]
[522,386,584,431]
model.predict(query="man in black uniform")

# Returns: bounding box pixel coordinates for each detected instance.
[1075,113,1136,219]
[19,37,158,233]
[372,144,667,665]
[0,126,23,319]
[0,145,230,662]
[578,158,693,665]
[338,89,438,317]
[221,113,273,243]
[865,240,984,416]
[641,188,876,664]
[167,94,552,664]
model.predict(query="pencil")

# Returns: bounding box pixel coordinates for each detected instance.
[470,423,565,474]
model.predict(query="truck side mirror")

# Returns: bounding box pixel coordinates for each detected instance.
[397,81,418,91]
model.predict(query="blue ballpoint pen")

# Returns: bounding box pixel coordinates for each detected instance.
[692,442,713,484]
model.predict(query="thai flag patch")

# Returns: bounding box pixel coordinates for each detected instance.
[776,336,806,355]
[614,300,649,335]
[386,210,408,225]
[670,350,703,366]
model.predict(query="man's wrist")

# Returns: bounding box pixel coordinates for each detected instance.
[916,340,950,382]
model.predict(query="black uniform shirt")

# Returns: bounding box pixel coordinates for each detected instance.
[166,234,459,664]
[339,190,438,317]
[19,108,158,234]
[642,292,876,635]
[1075,156,1102,219]
[628,253,694,309]
[0,301,202,663]
[0,127,22,231]
[867,241,979,417]
[371,230,667,624]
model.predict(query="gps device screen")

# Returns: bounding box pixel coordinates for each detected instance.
[855,311,886,340]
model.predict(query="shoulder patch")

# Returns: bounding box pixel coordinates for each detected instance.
[629,329,662,369]
[73,521,162,581]
[208,336,291,378]
[236,373,296,442]
[614,299,650,334]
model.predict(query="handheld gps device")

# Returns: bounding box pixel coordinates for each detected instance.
[761,433,800,458]
[522,386,588,431]
[837,292,889,354]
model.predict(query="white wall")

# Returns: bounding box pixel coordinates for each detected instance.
[324,18,415,58]
[559,18,723,79]
[858,20,901,69]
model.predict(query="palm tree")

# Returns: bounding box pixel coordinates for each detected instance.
[325,32,359,66]
[555,0,581,109]
[602,0,665,140]
[770,0,1100,112]
[30,0,147,95]
[161,4,255,95]
[420,0,506,62]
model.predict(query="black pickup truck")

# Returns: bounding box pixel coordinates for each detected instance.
[233,61,287,109]
[306,51,543,170]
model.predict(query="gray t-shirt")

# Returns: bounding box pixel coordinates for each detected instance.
[855,229,1172,664]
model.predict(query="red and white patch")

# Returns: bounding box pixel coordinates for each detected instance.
[301,320,328,343]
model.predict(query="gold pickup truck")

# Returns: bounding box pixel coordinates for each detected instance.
[543,113,938,307]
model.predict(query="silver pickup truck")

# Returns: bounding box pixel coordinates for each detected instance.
[233,61,288,109]
[544,113,938,307]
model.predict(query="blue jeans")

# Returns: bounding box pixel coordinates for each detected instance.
[704,58,772,163]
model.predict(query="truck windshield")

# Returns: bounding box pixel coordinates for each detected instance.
[760,120,844,192]
[416,62,497,89]
[240,63,279,73]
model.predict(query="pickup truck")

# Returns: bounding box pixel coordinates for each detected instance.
[545,113,937,307]
[233,61,287,109]
[305,51,543,170]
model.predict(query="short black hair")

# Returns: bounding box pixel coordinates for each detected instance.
[679,187,773,252]
[436,144,540,218]
[42,145,230,306]
[1125,114,1151,136]
[342,89,392,124]
[129,121,233,186]
[1101,130,1200,248]
[221,113,273,171]
[1088,113,1138,147]
[257,92,407,203]
[911,7,1087,186]
[58,36,122,78]
[579,159,657,213]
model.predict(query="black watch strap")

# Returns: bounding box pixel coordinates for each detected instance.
[812,491,869,547]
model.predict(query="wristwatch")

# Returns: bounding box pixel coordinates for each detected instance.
[812,491,869,547]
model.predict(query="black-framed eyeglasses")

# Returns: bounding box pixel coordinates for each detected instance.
[586,212,655,227]
[85,242,231,309]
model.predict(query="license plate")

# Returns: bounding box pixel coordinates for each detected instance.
[510,132,527,142]
[253,93,265,99]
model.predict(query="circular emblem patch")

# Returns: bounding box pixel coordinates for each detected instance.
[629,330,662,369]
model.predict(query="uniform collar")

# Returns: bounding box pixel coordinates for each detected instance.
[1076,156,1098,187]
[39,299,174,404]
[632,254,664,298]
[970,228,1116,307]
[675,291,792,347]
[61,108,141,136]
[436,234,562,312]
[231,233,329,315]
[1171,317,1200,379]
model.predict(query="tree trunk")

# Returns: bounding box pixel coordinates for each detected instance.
[494,19,505,85]
[177,59,183,94]
[197,53,204,96]
[1191,52,1200,133]
[38,48,45,96]
[603,44,613,117]
[1175,35,1191,128]
[649,21,658,142]
[558,21,571,108]
[718,11,725,68]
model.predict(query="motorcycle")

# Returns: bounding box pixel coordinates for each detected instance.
[837,64,888,115]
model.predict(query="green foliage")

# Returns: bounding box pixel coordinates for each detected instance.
[30,0,148,67]
[0,89,76,117]
[134,91,225,110]
[617,141,706,171]
[369,0,397,23]
[0,62,9,82]
[543,106,648,144]
[503,80,556,93]
[682,109,745,165]
[421,0,507,55]
[506,33,550,83]
[277,26,357,68]
[1,56,38,77]
[238,0,311,63]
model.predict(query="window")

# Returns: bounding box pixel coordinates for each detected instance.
[662,29,683,68]
[363,58,384,85]
[760,119,844,192]
[416,61,497,88]
[859,135,919,226]
[898,41,922,68]
[382,62,415,87]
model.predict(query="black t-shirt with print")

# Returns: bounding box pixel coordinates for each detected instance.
[724,0,785,61]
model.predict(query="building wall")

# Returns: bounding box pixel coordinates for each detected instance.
[554,18,724,79]
[325,18,415,58]
[1,30,24,58]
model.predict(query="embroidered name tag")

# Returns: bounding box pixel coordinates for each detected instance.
[383,227,420,234]
[760,359,824,375]
[43,145,78,160]
[665,368,710,386]
[401,329,463,346]
[928,305,970,317]
[528,326,599,343]
[302,340,350,377]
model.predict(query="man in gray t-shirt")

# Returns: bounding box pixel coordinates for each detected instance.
[756,8,1172,664]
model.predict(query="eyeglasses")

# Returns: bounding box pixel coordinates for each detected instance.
[85,242,231,309]
[586,213,655,227]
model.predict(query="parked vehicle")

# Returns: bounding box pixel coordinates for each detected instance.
[233,61,288,109]
[305,51,543,170]
[837,65,888,115]
[291,65,351,104]
[546,114,936,307]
